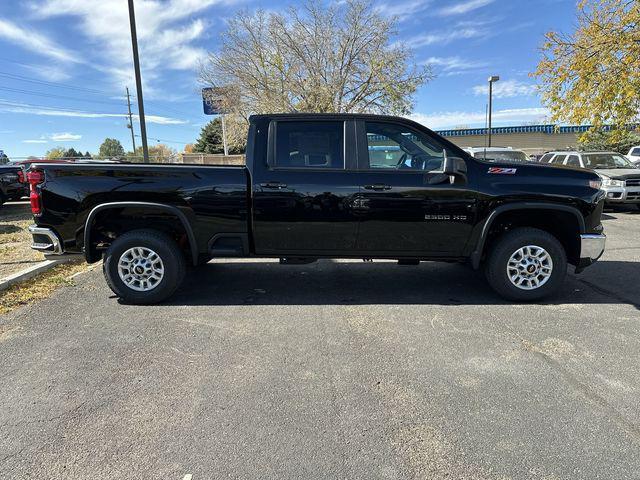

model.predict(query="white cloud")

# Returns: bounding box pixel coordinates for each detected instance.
[472,79,537,98]
[408,107,550,129]
[31,0,223,93]
[23,139,49,144]
[404,23,491,48]
[438,0,495,16]
[0,18,79,63]
[424,56,488,75]
[50,132,81,141]
[22,64,72,82]
[0,102,187,125]
[375,0,431,20]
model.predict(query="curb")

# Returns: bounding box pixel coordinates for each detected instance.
[0,255,83,292]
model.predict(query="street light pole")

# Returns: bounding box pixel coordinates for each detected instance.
[128,0,149,163]
[487,75,499,148]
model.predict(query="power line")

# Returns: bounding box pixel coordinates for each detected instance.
[0,99,184,123]
[0,72,113,96]
[135,134,188,145]
[0,86,128,108]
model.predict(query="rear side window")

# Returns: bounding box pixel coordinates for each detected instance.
[274,121,344,169]
[566,155,580,167]
[631,148,640,156]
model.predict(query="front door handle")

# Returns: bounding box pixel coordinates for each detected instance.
[260,181,287,189]
[363,184,392,191]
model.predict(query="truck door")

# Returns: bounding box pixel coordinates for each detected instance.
[354,120,476,256]
[251,119,361,254]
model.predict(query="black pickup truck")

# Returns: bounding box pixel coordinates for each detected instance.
[0,165,27,206]
[27,114,606,304]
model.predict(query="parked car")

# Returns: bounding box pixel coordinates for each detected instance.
[27,113,606,304]
[543,150,640,209]
[0,165,28,205]
[8,158,75,172]
[463,146,529,163]
[627,146,640,165]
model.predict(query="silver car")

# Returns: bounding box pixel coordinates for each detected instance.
[545,151,640,208]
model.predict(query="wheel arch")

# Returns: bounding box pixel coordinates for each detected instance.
[471,203,585,269]
[84,201,198,265]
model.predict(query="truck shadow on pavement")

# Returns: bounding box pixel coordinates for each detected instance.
[163,259,640,309]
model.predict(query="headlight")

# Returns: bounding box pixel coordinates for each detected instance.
[601,177,624,187]
[589,179,602,189]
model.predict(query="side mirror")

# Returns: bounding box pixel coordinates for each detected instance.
[428,151,467,185]
[442,150,467,176]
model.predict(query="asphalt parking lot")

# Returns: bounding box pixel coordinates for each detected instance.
[1,208,639,479]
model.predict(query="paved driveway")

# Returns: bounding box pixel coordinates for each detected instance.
[1,209,639,479]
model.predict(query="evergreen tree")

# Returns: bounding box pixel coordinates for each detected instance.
[193,118,243,154]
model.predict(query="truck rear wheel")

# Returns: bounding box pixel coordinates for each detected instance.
[103,229,186,305]
[484,227,567,301]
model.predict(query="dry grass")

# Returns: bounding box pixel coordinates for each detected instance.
[0,204,43,278]
[0,262,91,316]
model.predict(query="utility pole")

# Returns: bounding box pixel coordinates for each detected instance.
[128,0,149,163]
[125,87,136,153]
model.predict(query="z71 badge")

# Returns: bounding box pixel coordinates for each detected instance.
[488,167,517,174]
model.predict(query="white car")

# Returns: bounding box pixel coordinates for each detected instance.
[627,146,640,165]
[463,146,529,163]
[544,150,640,209]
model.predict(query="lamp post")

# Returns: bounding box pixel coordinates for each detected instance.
[487,75,499,147]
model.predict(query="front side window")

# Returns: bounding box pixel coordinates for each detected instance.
[551,154,567,164]
[540,153,553,163]
[274,121,344,168]
[365,122,449,172]
[630,148,640,156]
[583,153,634,169]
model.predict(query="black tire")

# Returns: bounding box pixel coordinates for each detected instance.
[103,229,186,305]
[484,227,567,301]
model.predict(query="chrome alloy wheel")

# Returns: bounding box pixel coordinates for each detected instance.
[506,245,553,290]
[117,247,165,292]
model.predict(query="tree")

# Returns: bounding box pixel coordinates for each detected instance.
[199,0,431,150]
[534,0,640,140]
[84,151,92,159]
[99,138,125,158]
[193,119,243,155]
[578,128,640,154]
[183,143,195,154]
[127,144,177,163]
[63,148,83,158]
[45,147,66,159]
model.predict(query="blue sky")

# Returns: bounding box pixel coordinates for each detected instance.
[0,0,576,159]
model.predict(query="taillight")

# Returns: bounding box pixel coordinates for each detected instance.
[17,170,25,183]
[27,170,44,215]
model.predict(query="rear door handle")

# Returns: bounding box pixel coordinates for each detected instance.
[260,181,287,189]
[363,184,391,191]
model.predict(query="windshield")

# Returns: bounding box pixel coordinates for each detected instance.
[583,153,635,169]
[475,150,528,162]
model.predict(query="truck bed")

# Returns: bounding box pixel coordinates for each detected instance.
[32,163,250,256]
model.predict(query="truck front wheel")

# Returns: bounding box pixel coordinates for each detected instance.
[484,227,567,301]
[103,229,186,305]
